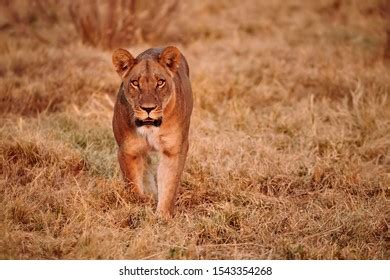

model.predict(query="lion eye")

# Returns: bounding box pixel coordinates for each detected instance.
[157,79,165,88]
[130,80,139,88]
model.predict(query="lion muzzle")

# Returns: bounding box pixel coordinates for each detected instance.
[135,117,162,127]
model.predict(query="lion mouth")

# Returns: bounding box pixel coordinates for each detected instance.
[135,117,162,127]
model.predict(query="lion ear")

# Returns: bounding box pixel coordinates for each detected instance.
[112,48,135,79]
[159,46,181,73]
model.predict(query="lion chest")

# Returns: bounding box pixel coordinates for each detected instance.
[136,126,162,151]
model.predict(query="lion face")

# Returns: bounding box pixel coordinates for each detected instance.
[112,47,181,127]
[124,60,173,126]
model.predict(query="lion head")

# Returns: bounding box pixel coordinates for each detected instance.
[112,46,181,127]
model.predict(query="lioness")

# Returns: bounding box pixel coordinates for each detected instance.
[112,46,193,217]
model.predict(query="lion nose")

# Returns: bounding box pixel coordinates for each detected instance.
[140,106,156,114]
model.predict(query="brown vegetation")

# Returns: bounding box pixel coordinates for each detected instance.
[0,0,389,259]
[69,0,179,48]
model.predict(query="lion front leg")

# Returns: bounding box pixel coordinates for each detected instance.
[118,149,146,199]
[157,143,188,218]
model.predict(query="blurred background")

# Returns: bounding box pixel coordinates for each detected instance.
[0,0,389,259]
[1,0,389,52]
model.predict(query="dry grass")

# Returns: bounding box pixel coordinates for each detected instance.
[69,0,179,49]
[0,0,389,259]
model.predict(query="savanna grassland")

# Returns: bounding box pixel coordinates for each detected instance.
[0,0,389,259]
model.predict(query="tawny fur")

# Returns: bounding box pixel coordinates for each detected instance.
[112,46,193,218]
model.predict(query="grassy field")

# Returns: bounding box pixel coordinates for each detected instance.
[0,0,389,259]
